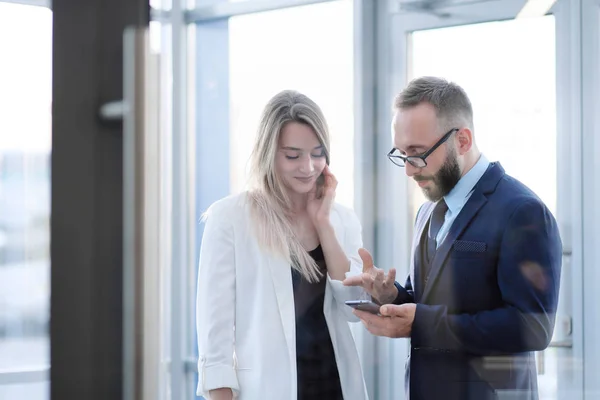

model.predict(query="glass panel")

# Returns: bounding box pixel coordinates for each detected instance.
[228,0,355,208]
[408,15,558,400]
[0,2,52,382]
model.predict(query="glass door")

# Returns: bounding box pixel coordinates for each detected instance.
[389,0,582,399]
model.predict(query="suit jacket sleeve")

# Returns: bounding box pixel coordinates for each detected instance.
[411,199,562,355]
[393,277,415,305]
[196,202,239,396]
[327,207,369,322]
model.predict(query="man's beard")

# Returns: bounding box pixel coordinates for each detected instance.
[416,150,461,202]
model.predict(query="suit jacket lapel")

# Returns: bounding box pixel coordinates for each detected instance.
[421,192,487,302]
[410,202,434,300]
[420,162,505,303]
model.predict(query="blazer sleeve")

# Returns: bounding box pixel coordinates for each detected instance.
[327,207,370,322]
[196,202,239,397]
[411,198,563,355]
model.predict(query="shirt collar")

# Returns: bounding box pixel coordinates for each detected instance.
[443,154,490,215]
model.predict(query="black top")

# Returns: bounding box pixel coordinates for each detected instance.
[291,245,344,400]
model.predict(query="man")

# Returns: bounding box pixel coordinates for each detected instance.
[344,76,562,400]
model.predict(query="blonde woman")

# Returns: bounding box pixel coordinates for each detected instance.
[196,90,369,400]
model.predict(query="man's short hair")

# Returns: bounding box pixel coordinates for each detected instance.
[394,76,474,132]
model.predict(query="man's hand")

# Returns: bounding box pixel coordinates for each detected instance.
[354,303,417,338]
[342,248,398,304]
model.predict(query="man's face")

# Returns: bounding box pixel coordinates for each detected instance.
[392,103,462,201]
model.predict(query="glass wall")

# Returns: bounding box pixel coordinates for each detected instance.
[32,0,598,399]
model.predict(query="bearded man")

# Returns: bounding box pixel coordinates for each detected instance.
[344,76,563,400]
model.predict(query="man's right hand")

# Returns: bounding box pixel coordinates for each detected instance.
[343,248,399,305]
[209,388,233,400]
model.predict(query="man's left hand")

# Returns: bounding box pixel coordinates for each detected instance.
[354,303,417,338]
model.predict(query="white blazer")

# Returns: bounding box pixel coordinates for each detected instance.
[196,192,370,400]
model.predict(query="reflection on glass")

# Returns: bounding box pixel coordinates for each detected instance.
[409,15,557,400]
[0,1,52,379]
[228,0,354,208]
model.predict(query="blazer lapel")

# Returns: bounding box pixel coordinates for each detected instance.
[263,209,345,368]
[265,254,295,360]
[421,162,505,303]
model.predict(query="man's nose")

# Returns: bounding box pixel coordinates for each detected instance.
[404,162,419,177]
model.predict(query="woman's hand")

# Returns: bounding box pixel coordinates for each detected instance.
[307,164,337,231]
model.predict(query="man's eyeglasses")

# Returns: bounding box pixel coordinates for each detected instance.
[387,128,459,168]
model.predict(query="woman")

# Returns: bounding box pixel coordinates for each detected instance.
[196,90,369,400]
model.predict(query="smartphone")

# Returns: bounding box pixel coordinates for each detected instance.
[345,300,381,315]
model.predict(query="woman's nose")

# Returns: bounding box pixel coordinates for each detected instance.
[298,155,314,174]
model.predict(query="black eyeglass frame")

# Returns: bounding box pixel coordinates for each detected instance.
[387,128,459,168]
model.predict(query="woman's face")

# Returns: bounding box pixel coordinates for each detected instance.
[275,122,327,196]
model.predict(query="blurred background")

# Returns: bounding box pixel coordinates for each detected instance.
[0,0,599,399]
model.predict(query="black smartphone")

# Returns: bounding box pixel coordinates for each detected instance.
[345,300,381,315]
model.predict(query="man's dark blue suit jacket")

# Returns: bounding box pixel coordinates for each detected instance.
[394,162,563,400]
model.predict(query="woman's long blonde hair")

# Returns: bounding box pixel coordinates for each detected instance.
[247,90,331,282]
